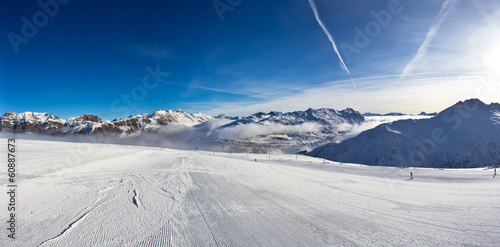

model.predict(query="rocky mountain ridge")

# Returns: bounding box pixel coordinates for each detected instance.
[0,110,212,135]
[309,99,500,168]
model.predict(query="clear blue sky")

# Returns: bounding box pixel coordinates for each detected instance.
[1,0,499,120]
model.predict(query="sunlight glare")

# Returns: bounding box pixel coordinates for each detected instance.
[482,36,500,73]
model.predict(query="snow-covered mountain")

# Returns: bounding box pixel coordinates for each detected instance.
[239,108,364,126]
[186,108,365,153]
[309,99,500,168]
[1,107,366,154]
[363,112,436,117]
[364,112,407,117]
[0,110,212,135]
[0,112,67,132]
[418,111,437,116]
[116,107,366,153]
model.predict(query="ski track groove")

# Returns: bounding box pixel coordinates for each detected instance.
[191,155,264,247]
[135,153,198,247]
[132,189,139,208]
[37,194,106,247]
[188,158,220,247]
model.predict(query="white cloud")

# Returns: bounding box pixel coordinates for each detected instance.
[217,122,321,139]
[125,42,174,59]
[195,1,500,118]
[203,73,500,117]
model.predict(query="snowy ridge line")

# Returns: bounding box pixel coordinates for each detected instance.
[38,194,107,246]
[0,107,366,154]
[0,109,212,135]
[309,99,500,168]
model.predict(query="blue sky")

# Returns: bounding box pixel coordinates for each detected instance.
[1,0,499,120]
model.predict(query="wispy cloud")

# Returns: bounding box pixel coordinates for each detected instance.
[202,73,497,117]
[400,0,459,77]
[194,85,263,98]
[307,0,350,74]
[125,42,175,59]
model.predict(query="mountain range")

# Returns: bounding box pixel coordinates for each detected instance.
[0,107,366,153]
[2,99,497,168]
[0,110,211,135]
[309,99,500,168]
[364,112,437,117]
[200,108,365,153]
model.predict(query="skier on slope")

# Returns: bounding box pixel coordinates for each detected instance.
[410,172,413,180]
[494,168,497,178]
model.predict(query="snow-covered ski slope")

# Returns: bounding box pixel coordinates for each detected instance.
[2,138,499,246]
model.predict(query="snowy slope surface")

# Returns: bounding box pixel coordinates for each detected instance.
[2,138,499,246]
[309,99,500,168]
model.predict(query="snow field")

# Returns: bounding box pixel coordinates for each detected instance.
[1,138,499,246]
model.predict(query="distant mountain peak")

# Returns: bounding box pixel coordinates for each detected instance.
[67,114,102,123]
[460,98,484,105]
[449,98,491,111]
[310,98,500,168]
[418,112,436,116]
[364,112,408,117]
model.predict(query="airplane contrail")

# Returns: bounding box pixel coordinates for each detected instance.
[400,0,459,78]
[307,0,351,75]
